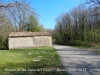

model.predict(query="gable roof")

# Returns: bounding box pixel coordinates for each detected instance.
[9,32,51,37]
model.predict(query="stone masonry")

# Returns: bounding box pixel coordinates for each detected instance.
[9,32,52,49]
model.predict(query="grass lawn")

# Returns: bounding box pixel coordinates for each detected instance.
[0,47,67,75]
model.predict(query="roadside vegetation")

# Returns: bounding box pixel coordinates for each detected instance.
[94,50,100,54]
[52,0,100,48]
[73,46,100,54]
[0,47,67,75]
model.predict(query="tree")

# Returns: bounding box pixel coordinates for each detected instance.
[86,0,100,5]
[0,0,42,49]
[0,14,13,49]
[0,0,37,31]
[54,4,100,46]
[25,15,38,31]
[25,15,45,32]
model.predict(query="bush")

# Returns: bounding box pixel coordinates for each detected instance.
[73,40,88,46]
[54,33,64,45]
[87,42,100,47]
[74,40,81,46]
[0,37,8,50]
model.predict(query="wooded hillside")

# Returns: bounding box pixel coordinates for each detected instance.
[53,0,100,47]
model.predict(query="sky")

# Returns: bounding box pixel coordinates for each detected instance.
[31,0,81,29]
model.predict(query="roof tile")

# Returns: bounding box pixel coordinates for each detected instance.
[9,32,51,37]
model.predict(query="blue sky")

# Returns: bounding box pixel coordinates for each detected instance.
[3,0,81,29]
[31,0,81,29]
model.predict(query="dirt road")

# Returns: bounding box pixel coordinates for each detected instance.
[53,44,100,75]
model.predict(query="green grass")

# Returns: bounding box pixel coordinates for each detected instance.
[0,47,67,75]
[73,46,100,54]
[92,50,100,54]
[72,46,88,49]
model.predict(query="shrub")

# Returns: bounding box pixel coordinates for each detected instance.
[73,40,88,46]
[87,42,100,47]
[74,40,83,46]
[0,37,8,50]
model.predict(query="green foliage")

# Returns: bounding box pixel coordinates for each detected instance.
[0,37,8,50]
[54,33,64,45]
[94,50,100,54]
[0,1,46,50]
[0,47,68,75]
[0,14,13,50]
[25,15,45,32]
[73,40,88,46]
[54,6,100,47]
[26,15,38,31]
[87,42,100,47]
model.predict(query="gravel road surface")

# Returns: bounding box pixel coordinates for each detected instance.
[53,44,100,75]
